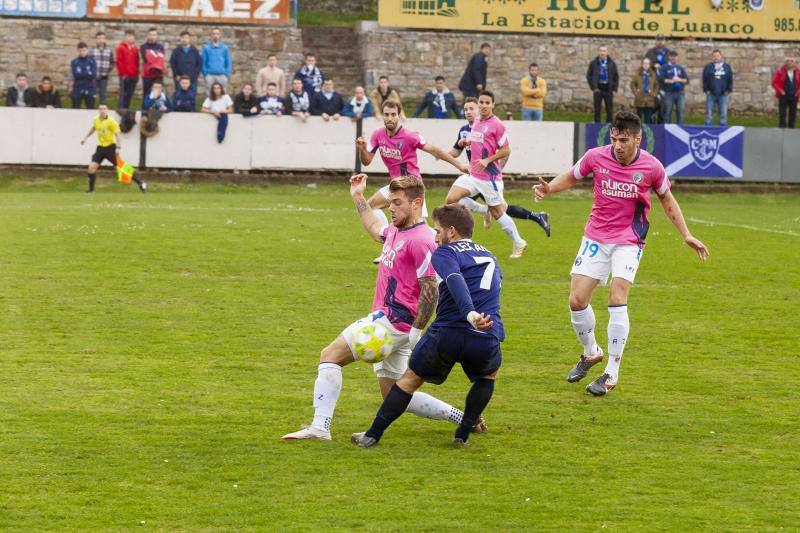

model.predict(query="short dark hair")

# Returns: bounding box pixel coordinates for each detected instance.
[382,100,402,113]
[16,72,27,78]
[152,80,163,86]
[464,96,478,105]
[77,41,87,49]
[668,50,678,56]
[611,111,641,135]
[435,75,445,82]
[267,82,277,87]
[305,52,315,58]
[180,30,190,37]
[179,76,190,82]
[529,62,539,69]
[379,75,388,81]
[480,42,491,50]
[41,75,51,82]
[433,204,474,239]
[243,82,253,88]
[268,53,277,59]
[124,29,135,35]
[712,49,722,55]
[388,175,425,202]
[95,31,105,37]
[479,90,495,102]
[148,27,158,33]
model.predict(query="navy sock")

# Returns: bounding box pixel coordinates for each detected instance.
[365,384,413,441]
[88,173,96,191]
[455,378,495,441]
[506,204,543,223]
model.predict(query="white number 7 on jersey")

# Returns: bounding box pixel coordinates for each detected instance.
[473,256,496,290]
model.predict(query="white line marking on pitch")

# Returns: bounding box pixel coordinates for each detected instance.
[1,203,329,213]
[688,217,799,237]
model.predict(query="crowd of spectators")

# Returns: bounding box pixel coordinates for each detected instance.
[3,30,798,130]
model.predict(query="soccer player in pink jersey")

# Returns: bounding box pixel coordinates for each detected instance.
[445,91,528,259]
[355,100,468,226]
[283,175,483,441]
[534,111,709,396]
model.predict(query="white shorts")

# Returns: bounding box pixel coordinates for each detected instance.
[341,312,411,380]
[379,184,428,218]
[570,236,644,285]
[452,174,505,206]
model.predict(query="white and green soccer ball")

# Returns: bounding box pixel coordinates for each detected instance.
[353,322,393,363]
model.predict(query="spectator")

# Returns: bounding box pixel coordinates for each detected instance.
[170,30,202,93]
[645,33,672,72]
[33,76,61,108]
[772,57,800,129]
[172,76,196,112]
[703,49,734,127]
[142,80,171,111]
[630,57,659,124]
[286,77,311,122]
[343,86,373,119]
[5,72,34,107]
[234,83,260,116]
[458,42,491,101]
[369,75,400,119]
[414,75,461,119]
[201,82,233,143]
[519,62,547,121]
[659,50,689,124]
[202,28,231,92]
[116,29,139,110]
[89,31,114,105]
[71,42,97,109]
[586,45,619,123]
[141,28,166,97]
[259,82,286,115]
[256,53,285,97]
[311,78,344,121]
[295,53,324,95]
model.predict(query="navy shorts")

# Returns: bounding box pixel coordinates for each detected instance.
[409,326,502,385]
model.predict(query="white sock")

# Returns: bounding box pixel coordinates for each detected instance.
[605,305,630,382]
[407,391,463,425]
[372,209,388,228]
[310,362,342,431]
[459,197,488,214]
[570,305,600,356]
[497,213,525,246]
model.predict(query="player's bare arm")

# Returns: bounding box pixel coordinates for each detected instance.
[474,144,510,173]
[356,137,374,165]
[422,144,470,174]
[533,171,578,201]
[114,132,122,152]
[448,147,462,159]
[80,126,95,145]
[412,276,439,331]
[657,190,710,260]
[350,174,384,242]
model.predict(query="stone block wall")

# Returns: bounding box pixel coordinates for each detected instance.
[299,0,375,13]
[357,22,792,116]
[0,18,304,97]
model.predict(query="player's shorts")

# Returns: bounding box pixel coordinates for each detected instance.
[341,311,411,380]
[378,184,428,218]
[452,174,505,207]
[92,144,117,165]
[409,326,502,385]
[570,235,644,285]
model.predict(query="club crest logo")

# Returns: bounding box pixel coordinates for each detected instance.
[688,131,720,170]
[574,257,582,266]
[749,0,764,10]
[633,172,644,184]
[394,240,405,251]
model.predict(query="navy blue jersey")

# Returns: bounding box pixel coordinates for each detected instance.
[453,123,472,163]
[430,239,504,341]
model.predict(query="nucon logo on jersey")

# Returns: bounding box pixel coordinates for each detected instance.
[379,145,402,161]
[469,130,485,143]
[601,179,638,199]
[379,240,404,268]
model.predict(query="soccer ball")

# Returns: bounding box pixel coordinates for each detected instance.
[353,322,393,363]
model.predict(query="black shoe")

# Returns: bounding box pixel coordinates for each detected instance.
[586,373,617,396]
[138,181,147,193]
[452,437,469,448]
[566,349,604,383]
[350,432,378,448]
[536,212,551,237]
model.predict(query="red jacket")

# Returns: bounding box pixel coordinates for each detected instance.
[772,65,800,98]
[116,42,139,78]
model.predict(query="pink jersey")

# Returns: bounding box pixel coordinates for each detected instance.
[469,115,508,182]
[570,145,671,246]
[368,126,427,179]
[372,222,436,333]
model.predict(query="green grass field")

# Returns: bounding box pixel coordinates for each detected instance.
[0,174,797,530]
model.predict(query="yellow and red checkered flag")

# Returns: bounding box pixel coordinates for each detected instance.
[115,155,135,184]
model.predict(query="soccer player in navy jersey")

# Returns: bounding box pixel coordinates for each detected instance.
[351,204,503,447]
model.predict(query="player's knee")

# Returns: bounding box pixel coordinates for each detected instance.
[569,293,590,311]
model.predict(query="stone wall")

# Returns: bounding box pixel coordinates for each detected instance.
[357,22,792,116]
[0,18,304,97]
[299,0,375,14]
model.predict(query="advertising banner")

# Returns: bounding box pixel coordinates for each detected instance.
[664,125,744,178]
[87,0,289,24]
[381,0,800,41]
[1,0,86,17]
[585,122,665,162]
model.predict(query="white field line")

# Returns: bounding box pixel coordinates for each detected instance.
[1,203,329,213]
[688,217,799,237]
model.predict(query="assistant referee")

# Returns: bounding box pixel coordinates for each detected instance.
[80,104,146,193]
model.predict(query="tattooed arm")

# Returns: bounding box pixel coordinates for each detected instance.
[413,276,439,330]
[349,173,385,243]
[658,190,710,260]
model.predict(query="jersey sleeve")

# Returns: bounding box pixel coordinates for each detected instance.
[432,247,475,317]
[415,132,427,149]
[408,235,436,278]
[570,148,596,180]
[367,130,379,153]
[378,225,391,243]
[496,122,509,148]
[651,159,671,196]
